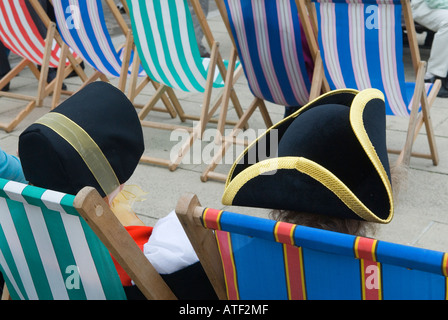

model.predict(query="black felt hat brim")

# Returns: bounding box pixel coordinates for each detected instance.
[222,89,394,223]
[18,82,144,197]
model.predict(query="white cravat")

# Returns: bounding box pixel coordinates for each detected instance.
[143,210,199,274]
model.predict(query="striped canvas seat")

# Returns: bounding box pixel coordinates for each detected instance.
[0,179,175,300]
[297,0,440,166]
[53,0,139,79]
[225,0,312,107]
[126,0,244,171]
[129,0,230,92]
[177,194,448,300]
[0,1,65,69]
[53,0,176,119]
[52,0,144,92]
[201,0,319,183]
[0,0,83,132]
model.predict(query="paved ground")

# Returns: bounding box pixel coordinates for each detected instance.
[0,2,447,253]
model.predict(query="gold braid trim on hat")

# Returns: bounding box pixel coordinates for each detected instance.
[349,89,394,222]
[35,112,120,196]
[224,89,360,186]
[222,89,393,224]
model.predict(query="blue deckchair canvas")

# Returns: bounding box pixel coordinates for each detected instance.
[201,0,320,182]
[176,193,448,300]
[223,0,313,107]
[296,0,440,166]
[53,0,136,79]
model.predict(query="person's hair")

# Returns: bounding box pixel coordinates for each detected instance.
[270,209,376,237]
[269,162,409,237]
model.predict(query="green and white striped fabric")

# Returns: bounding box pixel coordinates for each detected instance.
[0,178,126,300]
[127,0,233,92]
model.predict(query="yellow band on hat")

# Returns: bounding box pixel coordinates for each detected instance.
[222,89,394,224]
[222,156,392,223]
[35,112,120,196]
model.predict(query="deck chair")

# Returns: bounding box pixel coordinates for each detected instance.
[176,193,448,300]
[296,0,440,167]
[0,0,85,132]
[126,0,245,171]
[51,0,175,117]
[200,0,326,182]
[0,179,176,300]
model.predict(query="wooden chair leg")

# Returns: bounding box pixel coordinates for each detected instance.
[201,98,264,182]
[52,43,69,109]
[199,41,219,138]
[36,22,57,106]
[396,61,426,167]
[0,59,30,91]
[215,47,237,143]
[419,89,439,166]
[118,30,133,92]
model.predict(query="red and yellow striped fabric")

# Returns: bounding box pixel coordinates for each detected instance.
[0,0,67,68]
[354,237,382,300]
[275,222,306,300]
[203,208,240,299]
[443,253,448,300]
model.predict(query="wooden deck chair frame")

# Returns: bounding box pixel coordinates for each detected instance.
[0,0,86,132]
[50,0,175,118]
[296,0,440,167]
[176,193,448,300]
[0,183,176,300]
[126,0,245,172]
[200,0,328,183]
[50,0,176,118]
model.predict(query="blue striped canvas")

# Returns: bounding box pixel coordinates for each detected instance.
[313,0,434,117]
[53,0,142,78]
[223,0,312,107]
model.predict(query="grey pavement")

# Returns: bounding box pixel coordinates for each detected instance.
[0,3,447,253]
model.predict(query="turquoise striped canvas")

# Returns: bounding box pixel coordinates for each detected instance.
[127,0,231,92]
[0,179,126,300]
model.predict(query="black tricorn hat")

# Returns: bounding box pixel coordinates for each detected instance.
[222,89,394,224]
[19,82,144,197]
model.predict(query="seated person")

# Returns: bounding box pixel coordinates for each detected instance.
[221,88,397,237]
[411,0,448,97]
[0,146,27,184]
[18,81,216,300]
[0,41,11,92]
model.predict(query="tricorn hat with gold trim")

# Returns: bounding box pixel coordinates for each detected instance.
[222,89,394,224]
[18,82,144,198]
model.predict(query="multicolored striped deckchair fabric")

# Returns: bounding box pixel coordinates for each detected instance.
[176,194,448,300]
[298,0,439,166]
[311,0,430,117]
[0,179,126,300]
[126,0,244,171]
[0,0,66,69]
[224,0,312,107]
[200,0,316,183]
[53,0,139,79]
